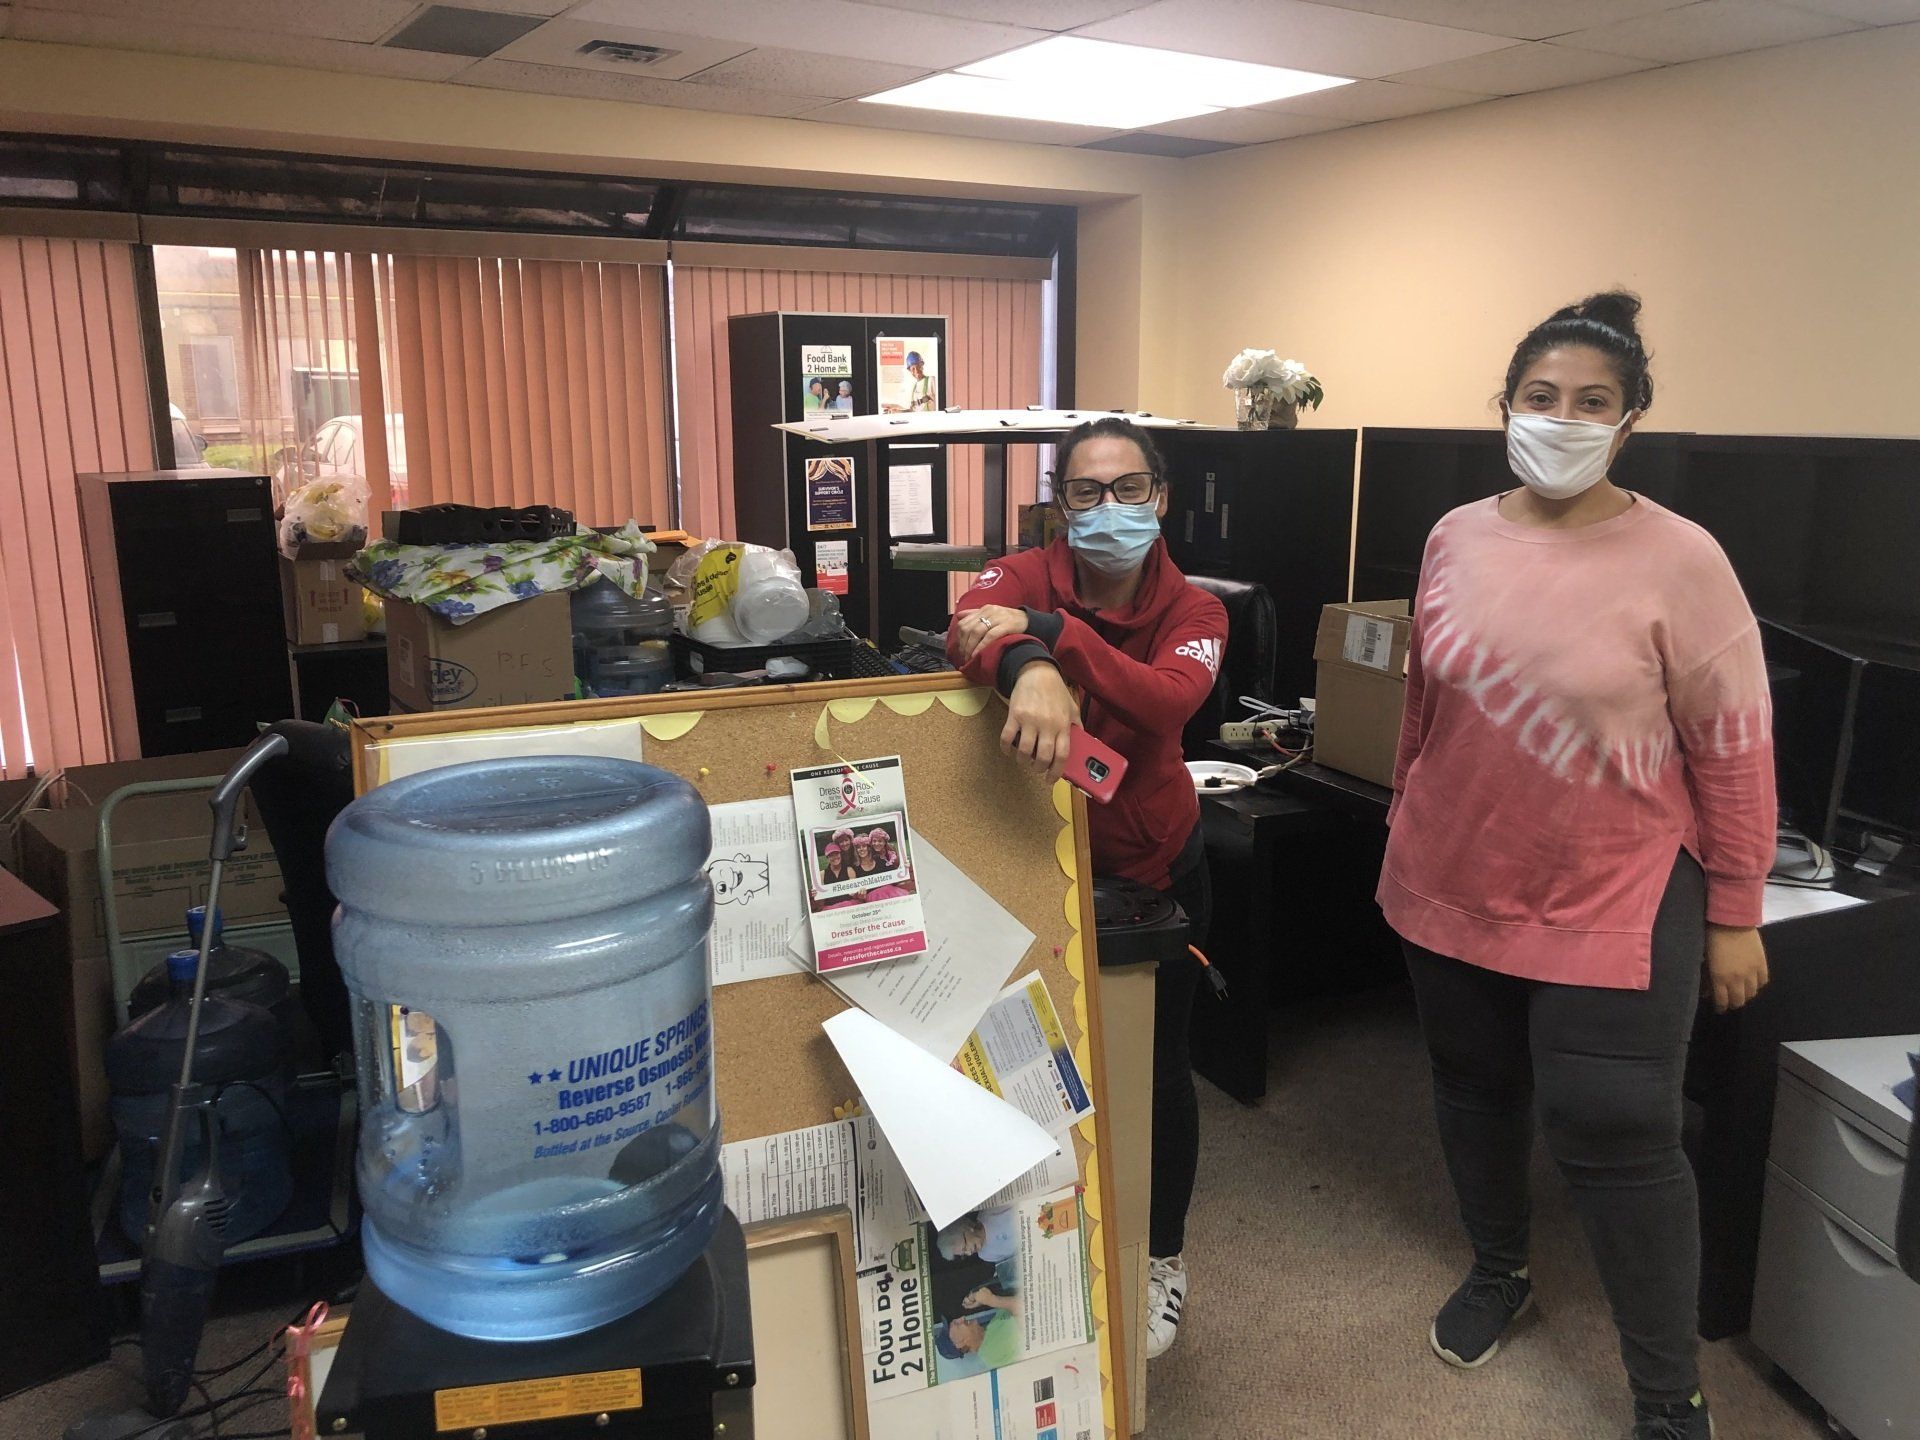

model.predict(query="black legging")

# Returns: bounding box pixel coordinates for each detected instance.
[1151,820,1211,1258]
[1403,850,1706,1405]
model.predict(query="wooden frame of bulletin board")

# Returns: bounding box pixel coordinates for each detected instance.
[347,672,1131,1439]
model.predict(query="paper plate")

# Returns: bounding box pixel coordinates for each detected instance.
[1187,761,1258,793]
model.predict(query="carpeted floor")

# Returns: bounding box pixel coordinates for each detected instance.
[1148,986,1829,1440]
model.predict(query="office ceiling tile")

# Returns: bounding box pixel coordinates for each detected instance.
[1082,132,1244,156]
[570,0,1046,70]
[491,19,750,80]
[16,0,417,45]
[864,0,1146,26]
[805,97,1119,146]
[11,7,478,78]
[1079,0,1515,79]
[1261,76,1485,121]
[459,57,822,115]
[1298,1,1694,41]
[1779,0,1920,20]
[1556,0,1865,62]
[681,46,929,101]
[1146,106,1354,143]
[1391,40,1659,95]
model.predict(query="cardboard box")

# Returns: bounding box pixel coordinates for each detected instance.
[15,749,287,1160]
[386,591,574,713]
[1311,600,1413,788]
[281,552,367,645]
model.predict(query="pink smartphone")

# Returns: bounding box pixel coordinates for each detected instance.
[1063,726,1128,805]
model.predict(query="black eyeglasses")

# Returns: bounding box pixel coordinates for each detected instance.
[1056,472,1160,511]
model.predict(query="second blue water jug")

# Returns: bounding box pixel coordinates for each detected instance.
[326,756,722,1341]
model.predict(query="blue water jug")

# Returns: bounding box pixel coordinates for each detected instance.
[326,756,722,1341]
[106,950,292,1245]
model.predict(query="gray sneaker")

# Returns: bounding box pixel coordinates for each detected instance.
[1633,1392,1714,1439]
[1428,1265,1533,1369]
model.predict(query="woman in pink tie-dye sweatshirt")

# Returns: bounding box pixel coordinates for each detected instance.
[1378,293,1776,1440]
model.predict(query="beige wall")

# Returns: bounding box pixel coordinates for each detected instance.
[1170,24,1920,438]
[0,37,1183,410]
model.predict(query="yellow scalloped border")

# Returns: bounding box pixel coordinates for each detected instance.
[1055,805,1118,1440]
[813,686,990,749]
[638,711,702,741]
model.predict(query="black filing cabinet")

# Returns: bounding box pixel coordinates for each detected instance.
[78,469,294,756]
[1161,428,1358,707]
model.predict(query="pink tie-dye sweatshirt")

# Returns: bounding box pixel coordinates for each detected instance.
[1377,494,1777,990]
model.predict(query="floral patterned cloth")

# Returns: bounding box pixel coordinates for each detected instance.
[351,522,655,624]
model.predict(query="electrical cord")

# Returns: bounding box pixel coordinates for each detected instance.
[189,1380,222,1437]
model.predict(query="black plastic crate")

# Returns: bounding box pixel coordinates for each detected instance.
[669,631,857,679]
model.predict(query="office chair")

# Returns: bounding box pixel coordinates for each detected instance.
[1183,576,1278,757]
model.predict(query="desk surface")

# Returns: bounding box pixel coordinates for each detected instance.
[1205,742,1394,816]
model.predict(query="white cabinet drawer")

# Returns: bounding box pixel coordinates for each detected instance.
[1768,1073,1906,1251]
[1750,1168,1920,1440]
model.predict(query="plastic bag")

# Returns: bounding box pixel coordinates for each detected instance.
[279,476,370,554]
[667,540,808,646]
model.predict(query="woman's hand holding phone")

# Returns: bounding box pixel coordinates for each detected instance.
[1004,662,1079,783]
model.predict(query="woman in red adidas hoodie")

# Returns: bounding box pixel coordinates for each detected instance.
[948,416,1227,1361]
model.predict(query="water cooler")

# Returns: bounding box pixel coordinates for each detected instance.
[316,757,754,1438]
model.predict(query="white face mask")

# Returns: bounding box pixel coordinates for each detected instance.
[1504,411,1633,500]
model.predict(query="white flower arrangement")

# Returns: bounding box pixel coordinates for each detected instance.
[1221,348,1325,410]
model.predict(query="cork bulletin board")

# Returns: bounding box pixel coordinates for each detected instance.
[347,673,1130,1439]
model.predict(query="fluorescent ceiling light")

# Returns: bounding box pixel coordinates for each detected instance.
[861,73,1219,131]
[860,36,1352,130]
[969,37,1351,109]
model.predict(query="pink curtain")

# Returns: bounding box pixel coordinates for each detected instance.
[384,255,673,527]
[0,237,153,778]
[671,267,1047,569]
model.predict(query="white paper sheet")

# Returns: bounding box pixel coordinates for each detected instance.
[704,798,809,987]
[823,1008,1061,1231]
[721,1115,917,1270]
[1761,883,1869,924]
[791,832,1035,1063]
[371,716,645,783]
[889,462,936,537]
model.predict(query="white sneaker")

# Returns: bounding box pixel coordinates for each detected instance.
[1145,1254,1188,1360]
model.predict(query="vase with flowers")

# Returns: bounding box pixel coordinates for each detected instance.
[1222,350,1325,431]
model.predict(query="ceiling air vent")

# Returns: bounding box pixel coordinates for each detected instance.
[577,40,683,67]
[384,6,547,58]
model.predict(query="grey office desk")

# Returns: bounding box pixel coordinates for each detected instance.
[1751,1035,1918,1440]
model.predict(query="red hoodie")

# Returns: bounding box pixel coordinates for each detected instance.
[949,538,1227,889]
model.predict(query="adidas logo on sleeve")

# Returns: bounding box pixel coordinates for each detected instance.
[1174,636,1222,674]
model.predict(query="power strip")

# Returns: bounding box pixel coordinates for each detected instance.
[1219,720,1285,744]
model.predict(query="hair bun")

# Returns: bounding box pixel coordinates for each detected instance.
[1574,290,1644,340]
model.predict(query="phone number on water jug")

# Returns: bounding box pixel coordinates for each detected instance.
[532,1091,654,1136]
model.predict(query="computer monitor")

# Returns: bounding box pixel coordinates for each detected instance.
[1758,620,1861,852]
[1840,657,1920,847]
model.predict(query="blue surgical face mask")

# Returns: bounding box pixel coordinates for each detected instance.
[1066,500,1162,576]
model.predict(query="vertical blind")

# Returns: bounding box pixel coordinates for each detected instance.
[385,255,673,527]
[0,237,153,779]
[671,267,1047,583]
[239,248,673,527]
[238,248,387,507]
